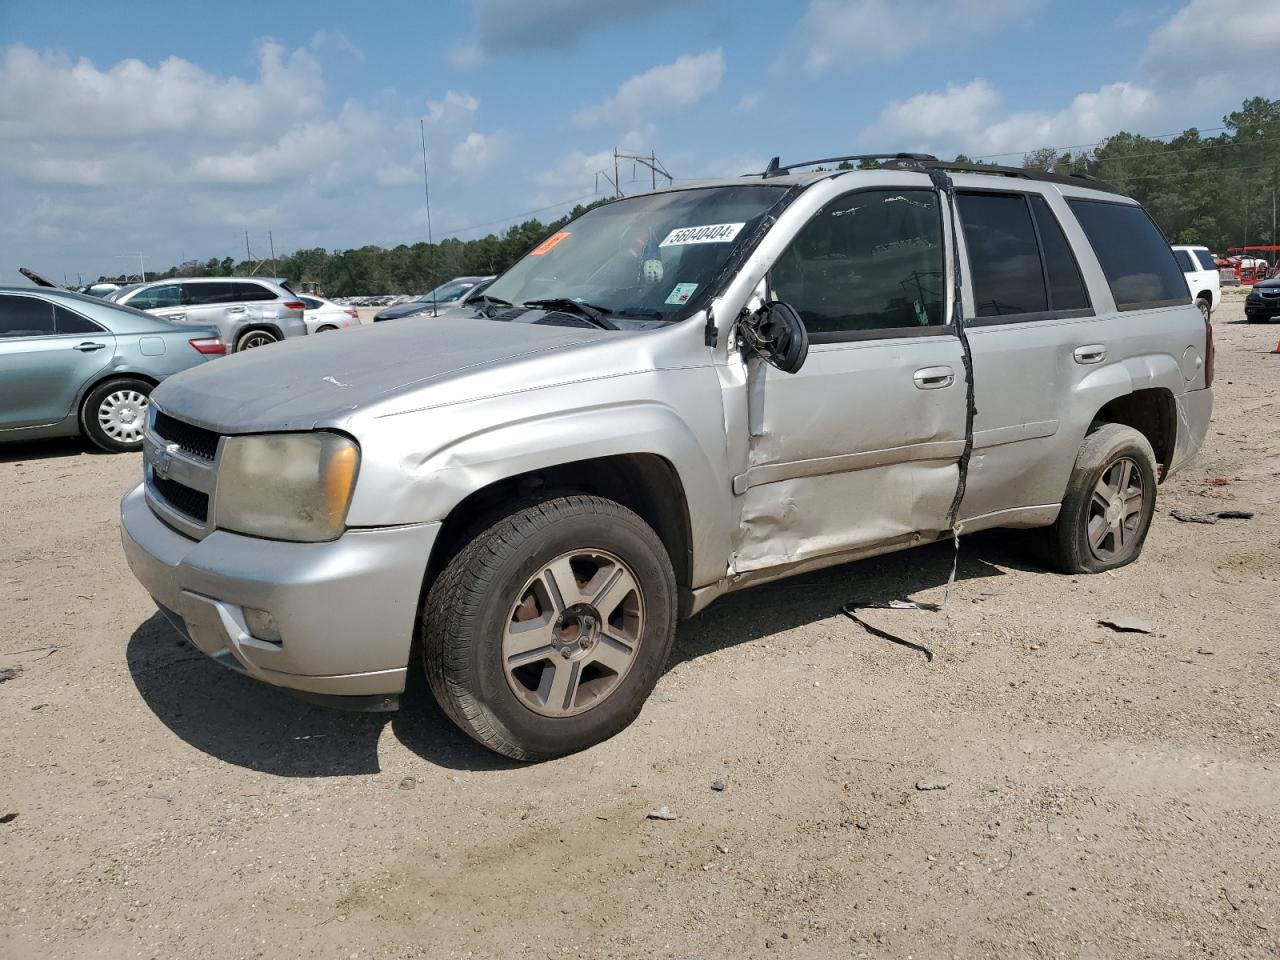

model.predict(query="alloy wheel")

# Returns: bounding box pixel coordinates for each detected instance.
[1087,456,1146,562]
[502,549,644,717]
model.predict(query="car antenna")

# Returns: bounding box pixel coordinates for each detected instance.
[420,119,438,318]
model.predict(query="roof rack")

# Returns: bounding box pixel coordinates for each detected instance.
[762,153,938,177]
[759,152,1118,194]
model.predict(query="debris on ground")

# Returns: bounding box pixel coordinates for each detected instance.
[646,806,678,821]
[0,666,20,682]
[1097,615,1154,634]
[0,813,17,824]
[916,778,952,791]
[399,777,416,790]
[710,778,726,792]
[841,602,935,662]
[1170,508,1255,524]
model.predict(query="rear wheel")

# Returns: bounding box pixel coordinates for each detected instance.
[235,329,279,351]
[422,495,676,760]
[81,378,152,453]
[316,324,339,333]
[1041,424,1158,574]
[1196,297,1211,322]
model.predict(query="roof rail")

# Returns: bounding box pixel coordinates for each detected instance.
[882,157,1120,194]
[762,152,938,177]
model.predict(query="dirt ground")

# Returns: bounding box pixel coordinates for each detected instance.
[2,298,1277,960]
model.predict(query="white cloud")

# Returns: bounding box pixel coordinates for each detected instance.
[1142,0,1280,81]
[424,89,480,127]
[790,0,1036,73]
[447,41,486,70]
[451,131,507,175]
[310,29,365,63]
[571,49,724,128]
[734,92,763,113]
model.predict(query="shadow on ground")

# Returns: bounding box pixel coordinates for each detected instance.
[0,437,107,464]
[127,529,1040,777]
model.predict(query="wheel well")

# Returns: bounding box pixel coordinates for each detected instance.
[234,324,283,346]
[424,454,695,616]
[1094,389,1176,481]
[1195,290,1213,304]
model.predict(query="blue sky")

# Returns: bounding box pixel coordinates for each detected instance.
[2,0,1276,284]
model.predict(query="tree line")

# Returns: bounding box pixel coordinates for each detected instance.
[98,96,1279,296]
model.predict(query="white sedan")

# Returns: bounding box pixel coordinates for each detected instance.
[299,295,360,333]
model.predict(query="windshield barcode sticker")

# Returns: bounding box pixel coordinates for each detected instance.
[530,231,570,256]
[659,223,745,247]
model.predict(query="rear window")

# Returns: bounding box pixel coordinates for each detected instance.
[184,282,234,305]
[231,282,277,302]
[957,192,1047,317]
[1028,195,1090,312]
[1194,249,1216,271]
[1067,200,1188,309]
[0,294,55,338]
[55,306,104,334]
[1173,250,1194,272]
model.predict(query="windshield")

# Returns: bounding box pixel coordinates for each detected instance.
[105,284,140,302]
[484,185,788,323]
[416,279,476,303]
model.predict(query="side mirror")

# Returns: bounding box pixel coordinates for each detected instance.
[741,300,808,374]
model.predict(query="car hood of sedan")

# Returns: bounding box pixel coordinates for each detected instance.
[372,299,458,320]
[151,314,613,433]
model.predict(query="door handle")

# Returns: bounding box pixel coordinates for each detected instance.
[913,365,955,389]
[228,306,246,314]
[1073,344,1107,364]
[73,341,106,352]
[170,313,186,321]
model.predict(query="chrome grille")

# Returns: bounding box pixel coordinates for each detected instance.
[143,406,221,539]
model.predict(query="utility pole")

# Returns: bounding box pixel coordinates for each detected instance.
[651,150,656,191]
[139,252,147,283]
[245,231,252,266]
[614,148,621,200]
[269,231,276,277]
[595,148,672,199]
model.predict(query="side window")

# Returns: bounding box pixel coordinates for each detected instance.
[185,282,234,305]
[769,188,946,338]
[54,306,105,335]
[1194,250,1217,271]
[0,295,55,338]
[300,297,321,309]
[232,282,277,302]
[1066,199,1189,309]
[957,192,1047,317]
[1172,250,1195,273]
[1028,195,1090,312]
[128,284,183,310]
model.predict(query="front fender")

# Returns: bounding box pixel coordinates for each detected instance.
[345,376,731,588]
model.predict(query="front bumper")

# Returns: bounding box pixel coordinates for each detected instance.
[120,484,438,703]
[1245,300,1279,320]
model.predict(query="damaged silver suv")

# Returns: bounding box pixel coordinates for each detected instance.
[121,154,1213,760]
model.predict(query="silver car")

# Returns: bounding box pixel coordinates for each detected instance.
[109,277,306,352]
[0,286,224,452]
[121,156,1212,759]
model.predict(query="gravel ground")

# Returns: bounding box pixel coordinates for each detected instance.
[2,299,1277,960]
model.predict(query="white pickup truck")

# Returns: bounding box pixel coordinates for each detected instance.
[1171,244,1221,319]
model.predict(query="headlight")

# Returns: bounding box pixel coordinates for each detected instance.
[215,432,360,542]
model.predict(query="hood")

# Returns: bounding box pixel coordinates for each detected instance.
[373,299,457,320]
[152,314,611,433]
[1252,277,1280,290]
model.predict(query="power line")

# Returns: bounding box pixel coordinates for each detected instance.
[446,193,600,237]
[1092,135,1280,164]
[968,125,1230,162]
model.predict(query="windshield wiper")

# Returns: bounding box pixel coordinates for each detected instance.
[609,306,666,320]
[522,298,617,330]
[477,294,512,318]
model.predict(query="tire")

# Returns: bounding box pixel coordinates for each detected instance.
[422,495,676,761]
[316,324,338,333]
[81,377,152,453]
[234,328,279,351]
[1196,297,1211,322]
[1041,424,1158,574]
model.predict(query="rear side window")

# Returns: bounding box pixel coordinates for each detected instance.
[185,282,234,305]
[1194,250,1216,271]
[231,282,277,302]
[770,188,946,339]
[957,193,1047,317]
[55,306,104,334]
[300,297,322,309]
[1067,200,1188,309]
[1028,196,1090,312]
[1173,250,1194,272]
[0,295,55,338]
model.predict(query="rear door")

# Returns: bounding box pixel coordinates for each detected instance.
[0,294,113,430]
[952,188,1104,521]
[730,183,967,575]
[182,281,237,335]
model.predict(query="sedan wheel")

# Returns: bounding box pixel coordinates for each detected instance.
[1085,457,1145,563]
[81,378,153,453]
[235,330,279,351]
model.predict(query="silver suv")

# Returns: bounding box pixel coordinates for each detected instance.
[110,277,307,352]
[121,155,1213,760]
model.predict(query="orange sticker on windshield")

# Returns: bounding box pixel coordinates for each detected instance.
[530,231,570,256]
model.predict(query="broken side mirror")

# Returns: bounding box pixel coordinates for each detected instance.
[741,300,808,374]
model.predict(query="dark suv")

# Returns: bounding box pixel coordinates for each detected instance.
[110,277,307,351]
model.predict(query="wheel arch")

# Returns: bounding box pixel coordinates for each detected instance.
[1091,387,1177,482]
[232,323,284,349]
[75,370,159,424]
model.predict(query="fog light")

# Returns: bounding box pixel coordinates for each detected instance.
[243,607,283,645]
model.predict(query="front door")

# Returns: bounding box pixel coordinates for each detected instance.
[730,184,968,577]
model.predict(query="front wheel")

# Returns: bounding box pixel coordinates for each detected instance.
[422,496,676,760]
[1041,424,1158,574]
[81,378,152,453]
